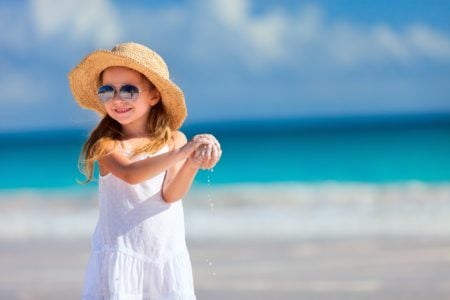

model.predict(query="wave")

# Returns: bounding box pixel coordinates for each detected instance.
[1,182,449,241]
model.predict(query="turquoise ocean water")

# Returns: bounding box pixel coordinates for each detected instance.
[1,114,449,190]
[1,114,450,241]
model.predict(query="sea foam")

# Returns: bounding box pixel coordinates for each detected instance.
[1,182,449,241]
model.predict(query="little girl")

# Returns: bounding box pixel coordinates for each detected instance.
[68,42,221,299]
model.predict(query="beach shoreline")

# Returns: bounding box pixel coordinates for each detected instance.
[2,182,450,241]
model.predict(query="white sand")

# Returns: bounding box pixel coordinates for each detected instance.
[1,182,450,298]
[1,237,450,299]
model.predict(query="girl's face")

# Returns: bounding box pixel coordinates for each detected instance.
[101,67,160,133]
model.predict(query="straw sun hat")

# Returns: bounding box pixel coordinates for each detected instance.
[68,42,187,130]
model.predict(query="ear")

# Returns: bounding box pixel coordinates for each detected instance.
[148,89,161,106]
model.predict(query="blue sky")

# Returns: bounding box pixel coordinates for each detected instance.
[1,0,450,131]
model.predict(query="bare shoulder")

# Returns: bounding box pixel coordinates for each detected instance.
[171,130,188,149]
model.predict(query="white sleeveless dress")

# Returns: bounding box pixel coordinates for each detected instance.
[82,145,196,300]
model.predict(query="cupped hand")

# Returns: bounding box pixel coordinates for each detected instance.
[189,134,222,170]
[178,138,203,159]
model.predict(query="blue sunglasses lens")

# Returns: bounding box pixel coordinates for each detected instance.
[98,85,115,102]
[97,85,141,102]
[119,85,140,100]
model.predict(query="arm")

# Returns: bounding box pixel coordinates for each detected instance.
[162,131,201,203]
[162,132,222,203]
[98,138,200,185]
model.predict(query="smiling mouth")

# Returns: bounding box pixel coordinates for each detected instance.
[114,108,132,114]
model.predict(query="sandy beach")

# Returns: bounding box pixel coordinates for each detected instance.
[1,183,450,299]
[1,237,449,300]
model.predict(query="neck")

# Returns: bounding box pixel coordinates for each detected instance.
[121,124,149,139]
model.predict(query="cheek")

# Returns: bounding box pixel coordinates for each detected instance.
[103,102,113,113]
[103,101,124,116]
[134,99,153,114]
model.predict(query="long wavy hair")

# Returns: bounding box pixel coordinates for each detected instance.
[79,73,173,183]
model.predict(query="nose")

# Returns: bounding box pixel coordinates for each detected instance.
[111,91,124,103]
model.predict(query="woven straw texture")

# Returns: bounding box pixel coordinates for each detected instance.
[68,42,187,130]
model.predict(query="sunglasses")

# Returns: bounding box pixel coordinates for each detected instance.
[97,84,147,102]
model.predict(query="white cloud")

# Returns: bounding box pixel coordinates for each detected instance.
[325,22,450,67]
[18,0,450,69]
[210,0,249,28]
[373,25,411,62]
[124,1,450,70]
[407,24,450,60]
[2,0,450,68]
[194,1,450,69]
[243,10,288,62]
[205,0,288,67]
[30,0,122,47]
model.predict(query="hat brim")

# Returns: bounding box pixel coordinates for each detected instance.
[68,50,187,130]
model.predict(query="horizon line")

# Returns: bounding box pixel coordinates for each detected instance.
[1,111,450,137]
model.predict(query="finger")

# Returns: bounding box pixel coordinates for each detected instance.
[205,134,221,149]
[205,143,213,159]
[194,145,205,160]
[210,143,220,160]
[199,150,212,169]
[202,144,209,158]
[205,152,217,169]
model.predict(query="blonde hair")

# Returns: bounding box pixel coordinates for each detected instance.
[79,71,173,183]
